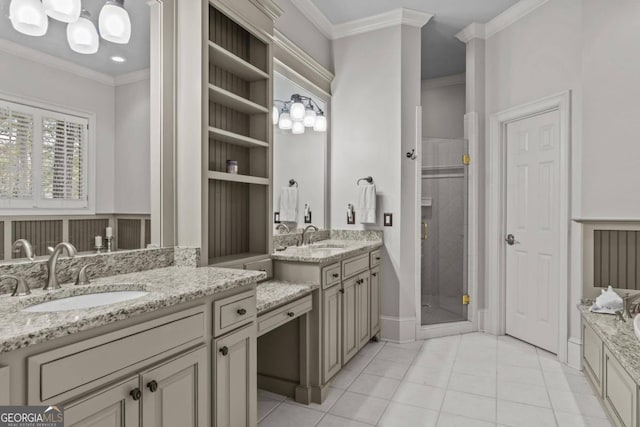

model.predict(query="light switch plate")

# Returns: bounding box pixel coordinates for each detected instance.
[274,212,280,224]
[384,213,393,226]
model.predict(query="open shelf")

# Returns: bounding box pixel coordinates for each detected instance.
[208,171,269,186]
[209,84,269,115]
[209,126,268,148]
[209,41,269,82]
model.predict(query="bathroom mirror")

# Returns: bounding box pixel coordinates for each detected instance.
[272,69,329,231]
[0,0,162,259]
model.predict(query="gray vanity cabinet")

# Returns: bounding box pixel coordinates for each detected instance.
[342,275,359,364]
[583,321,603,396]
[64,377,140,427]
[370,267,381,337]
[213,324,257,427]
[141,347,208,427]
[603,347,637,427]
[323,284,342,382]
[357,273,371,351]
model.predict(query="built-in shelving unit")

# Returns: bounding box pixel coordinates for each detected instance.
[205,5,272,267]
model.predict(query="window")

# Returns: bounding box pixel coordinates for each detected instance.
[0,99,90,211]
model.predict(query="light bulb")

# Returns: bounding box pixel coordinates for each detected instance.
[99,0,131,44]
[67,10,99,54]
[43,0,80,23]
[272,106,279,125]
[290,101,305,121]
[292,121,305,135]
[278,112,292,130]
[313,114,327,132]
[303,108,316,128]
[9,0,49,37]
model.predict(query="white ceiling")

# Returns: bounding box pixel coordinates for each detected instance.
[307,0,519,80]
[0,0,150,76]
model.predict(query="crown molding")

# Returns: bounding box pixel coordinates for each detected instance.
[273,29,334,84]
[114,68,151,86]
[456,0,549,43]
[289,1,432,40]
[289,0,334,39]
[422,73,465,90]
[332,8,433,39]
[249,0,283,21]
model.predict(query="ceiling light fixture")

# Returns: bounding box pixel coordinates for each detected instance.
[43,0,81,23]
[9,0,49,36]
[99,0,131,44]
[110,55,126,62]
[67,9,99,54]
[274,94,327,134]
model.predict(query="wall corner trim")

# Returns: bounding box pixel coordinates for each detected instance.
[289,0,334,39]
[455,0,550,43]
[273,29,335,84]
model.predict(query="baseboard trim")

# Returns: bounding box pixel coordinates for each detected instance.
[477,309,488,332]
[416,321,475,340]
[380,316,416,343]
[567,337,582,370]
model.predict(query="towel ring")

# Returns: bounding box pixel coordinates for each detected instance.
[289,179,298,187]
[357,176,374,185]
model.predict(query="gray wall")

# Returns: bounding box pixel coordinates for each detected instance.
[421,78,465,139]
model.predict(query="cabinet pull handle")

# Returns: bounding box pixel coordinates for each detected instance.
[339,288,344,294]
[357,279,364,285]
[287,312,295,317]
[259,269,267,272]
[220,346,229,356]
[130,388,142,401]
[237,308,247,315]
[332,273,339,278]
[147,380,158,393]
[372,273,377,277]
[375,256,381,261]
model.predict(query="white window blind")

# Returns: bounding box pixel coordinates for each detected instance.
[0,99,89,211]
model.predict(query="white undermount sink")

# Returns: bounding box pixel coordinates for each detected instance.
[22,291,149,313]
[634,314,640,342]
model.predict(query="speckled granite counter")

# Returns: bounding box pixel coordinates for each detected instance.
[579,305,640,383]
[271,239,382,264]
[0,266,266,353]
[256,280,318,314]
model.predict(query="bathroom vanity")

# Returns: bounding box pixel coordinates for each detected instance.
[580,306,640,427]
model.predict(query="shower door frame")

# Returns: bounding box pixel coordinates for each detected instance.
[415,113,480,339]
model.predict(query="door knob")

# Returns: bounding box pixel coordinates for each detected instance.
[505,234,519,246]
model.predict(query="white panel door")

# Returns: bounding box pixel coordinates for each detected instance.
[505,110,561,353]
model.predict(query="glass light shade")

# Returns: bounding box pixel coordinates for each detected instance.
[43,0,81,23]
[303,108,316,127]
[272,106,279,125]
[292,121,305,135]
[290,101,305,121]
[67,15,99,54]
[278,112,292,130]
[99,0,131,44]
[9,0,49,36]
[313,115,327,132]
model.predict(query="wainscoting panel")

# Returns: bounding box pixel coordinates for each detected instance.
[117,219,142,250]
[69,218,110,252]
[594,230,640,290]
[11,220,63,259]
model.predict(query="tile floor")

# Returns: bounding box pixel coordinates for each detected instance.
[258,332,612,427]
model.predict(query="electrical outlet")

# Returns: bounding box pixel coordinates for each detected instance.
[304,212,312,224]
[274,212,280,224]
[384,213,393,226]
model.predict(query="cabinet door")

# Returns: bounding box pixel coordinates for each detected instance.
[342,276,358,365]
[603,348,637,427]
[323,284,342,382]
[141,346,208,427]
[214,324,257,427]
[370,267,381,337]
[583,321,603,396]
[64,377,140,427]
[357,274,371,350]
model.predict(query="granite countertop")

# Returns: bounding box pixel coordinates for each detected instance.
[256,280,318,314]
[271,239,383,264]
[0,266,266,354]
[579,305,640,383]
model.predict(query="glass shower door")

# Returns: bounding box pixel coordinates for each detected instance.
[420,138,468,326]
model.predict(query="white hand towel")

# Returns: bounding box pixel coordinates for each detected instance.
[590,286,623,314]
[279,187,298,222]
[357,183,376,224]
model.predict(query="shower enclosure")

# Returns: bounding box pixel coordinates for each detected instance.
[420,138,468,326]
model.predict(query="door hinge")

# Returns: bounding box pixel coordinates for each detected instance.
[462,294,470,305]
[462,154,471,165]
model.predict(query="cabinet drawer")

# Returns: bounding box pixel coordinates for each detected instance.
[257,295,312,337]
[583,322,603,396]
[604,348,637,427]
[29,308,205,403]
[214,291,257,337]
[342,254,369,279]
[323,263,341,289]
[245,259,272,280]
[370,250,381,267]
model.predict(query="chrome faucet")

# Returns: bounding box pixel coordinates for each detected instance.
[623,292,640,319]
[276,223,290,234]
[299,225,319,246]
[12,239,35,260]
[45,242,78,290]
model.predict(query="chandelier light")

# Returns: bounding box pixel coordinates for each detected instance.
[99,0,131,44]
[67,9,99,54]
[274,94,327,135]
[43,0,81,23]
[9,0,49,36]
